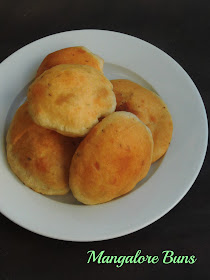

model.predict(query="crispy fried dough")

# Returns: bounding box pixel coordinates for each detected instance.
[36,46,104,77]
[6,102,80,195]
[111,79,173,162]
[28,64,116,137]
[69,111,153,205]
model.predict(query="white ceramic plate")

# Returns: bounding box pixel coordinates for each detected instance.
[0,30,208,241]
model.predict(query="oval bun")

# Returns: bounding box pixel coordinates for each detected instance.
[69,111,153,205]
[28,64,116,137]
[36,46,104,77]
[6,102,80,195]
[111,79,173,162]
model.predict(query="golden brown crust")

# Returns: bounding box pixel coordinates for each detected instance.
[27,64,116,137]
[6,102,81,195]
[36,46,104,77]
[111,79,173,162]
[69,111,153,205]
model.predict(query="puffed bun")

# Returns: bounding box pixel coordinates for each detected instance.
[111,79,173,162]
[28,64,116,137]
[6,102,80,195]
[36,46,104,77]
[69,111,153,205]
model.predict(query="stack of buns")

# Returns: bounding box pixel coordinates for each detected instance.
[6,46,173,205]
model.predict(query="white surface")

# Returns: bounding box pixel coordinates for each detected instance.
[0,30,208,241]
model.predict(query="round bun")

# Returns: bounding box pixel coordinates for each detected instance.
[69,111,153,205]
[36,46,104,77]
[28,64,116,137]
[6,102,80,195]
[111,79,173,162]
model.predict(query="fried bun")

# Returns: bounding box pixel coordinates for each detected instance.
[69,111,153,205]
[111,79,173,162]
[28,64,116,137]
[6,102,80,195]
[36,46,104,77]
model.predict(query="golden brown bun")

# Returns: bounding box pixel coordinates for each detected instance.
[6,102,81,195]
[27,64,116,137]
[111,79,173,162]
[69,111,153,205]
[36,46,104,77]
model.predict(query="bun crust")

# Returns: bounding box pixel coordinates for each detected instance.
[28,64,116,137]
[6,102,80,195]
[111,79,173,162]
[70,111,153,205]
[36,46,104,77]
